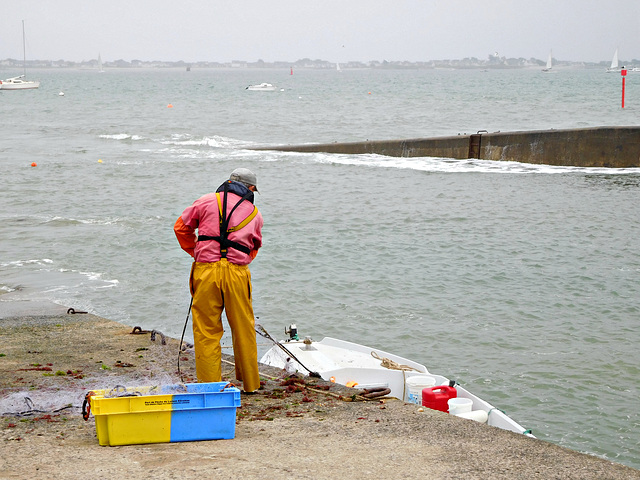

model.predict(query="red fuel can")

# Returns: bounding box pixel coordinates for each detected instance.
[422,385,457,412]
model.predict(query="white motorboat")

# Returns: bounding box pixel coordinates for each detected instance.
[1,21,39,90]
[246,83,277,91]
[259,325,534,437]
[0,75,40,90]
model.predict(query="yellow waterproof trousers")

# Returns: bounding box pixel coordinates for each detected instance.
[190,260,260,392]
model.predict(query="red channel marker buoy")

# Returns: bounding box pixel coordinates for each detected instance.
[31,162,37,167]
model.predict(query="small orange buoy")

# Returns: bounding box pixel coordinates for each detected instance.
[31,162,37,167]
[330,376,336,383]
[167,104,173,108]
[345,381,359,388]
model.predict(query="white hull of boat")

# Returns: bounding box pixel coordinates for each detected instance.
[246,83,277,91]
[0,76,40,90]
[260,335,534,437]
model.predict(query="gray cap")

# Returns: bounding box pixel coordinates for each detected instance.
[229,167,259,193]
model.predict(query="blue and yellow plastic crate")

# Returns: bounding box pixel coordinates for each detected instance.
[85,382,240,446]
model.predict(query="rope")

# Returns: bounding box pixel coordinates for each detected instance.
[2,397,79,418]
[105,385,145,398]
[371,351,421,372]
[177,297,193,382]
[223,358,374,402]
[369,352,422,401]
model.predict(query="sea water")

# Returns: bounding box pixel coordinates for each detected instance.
[1,67,639,468]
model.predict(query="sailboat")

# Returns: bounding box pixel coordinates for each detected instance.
[98,54,105,73]
[542,50,552,72]
[606,48,621,73]
[0,20,40,90]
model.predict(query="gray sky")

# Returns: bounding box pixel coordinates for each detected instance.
[2,1,639,64]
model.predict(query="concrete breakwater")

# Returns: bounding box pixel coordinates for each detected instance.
[254,126,640,168]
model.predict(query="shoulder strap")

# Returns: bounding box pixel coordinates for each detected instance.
[227,205,258,232]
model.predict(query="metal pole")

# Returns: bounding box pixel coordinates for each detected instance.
[621,68,627,109]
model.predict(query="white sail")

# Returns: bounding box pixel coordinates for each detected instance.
[98,54,104,73]
[606,49,621,72]
[542,50,552,72]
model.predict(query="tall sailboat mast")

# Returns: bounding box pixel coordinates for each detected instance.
[22,20,27,77]
[0,19,39,89]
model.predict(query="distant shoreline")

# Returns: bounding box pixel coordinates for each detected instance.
[0,56,629,71]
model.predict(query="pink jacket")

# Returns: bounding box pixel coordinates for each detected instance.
[175,191,263,265]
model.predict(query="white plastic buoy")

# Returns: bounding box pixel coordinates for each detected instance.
[58,91,65,96]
